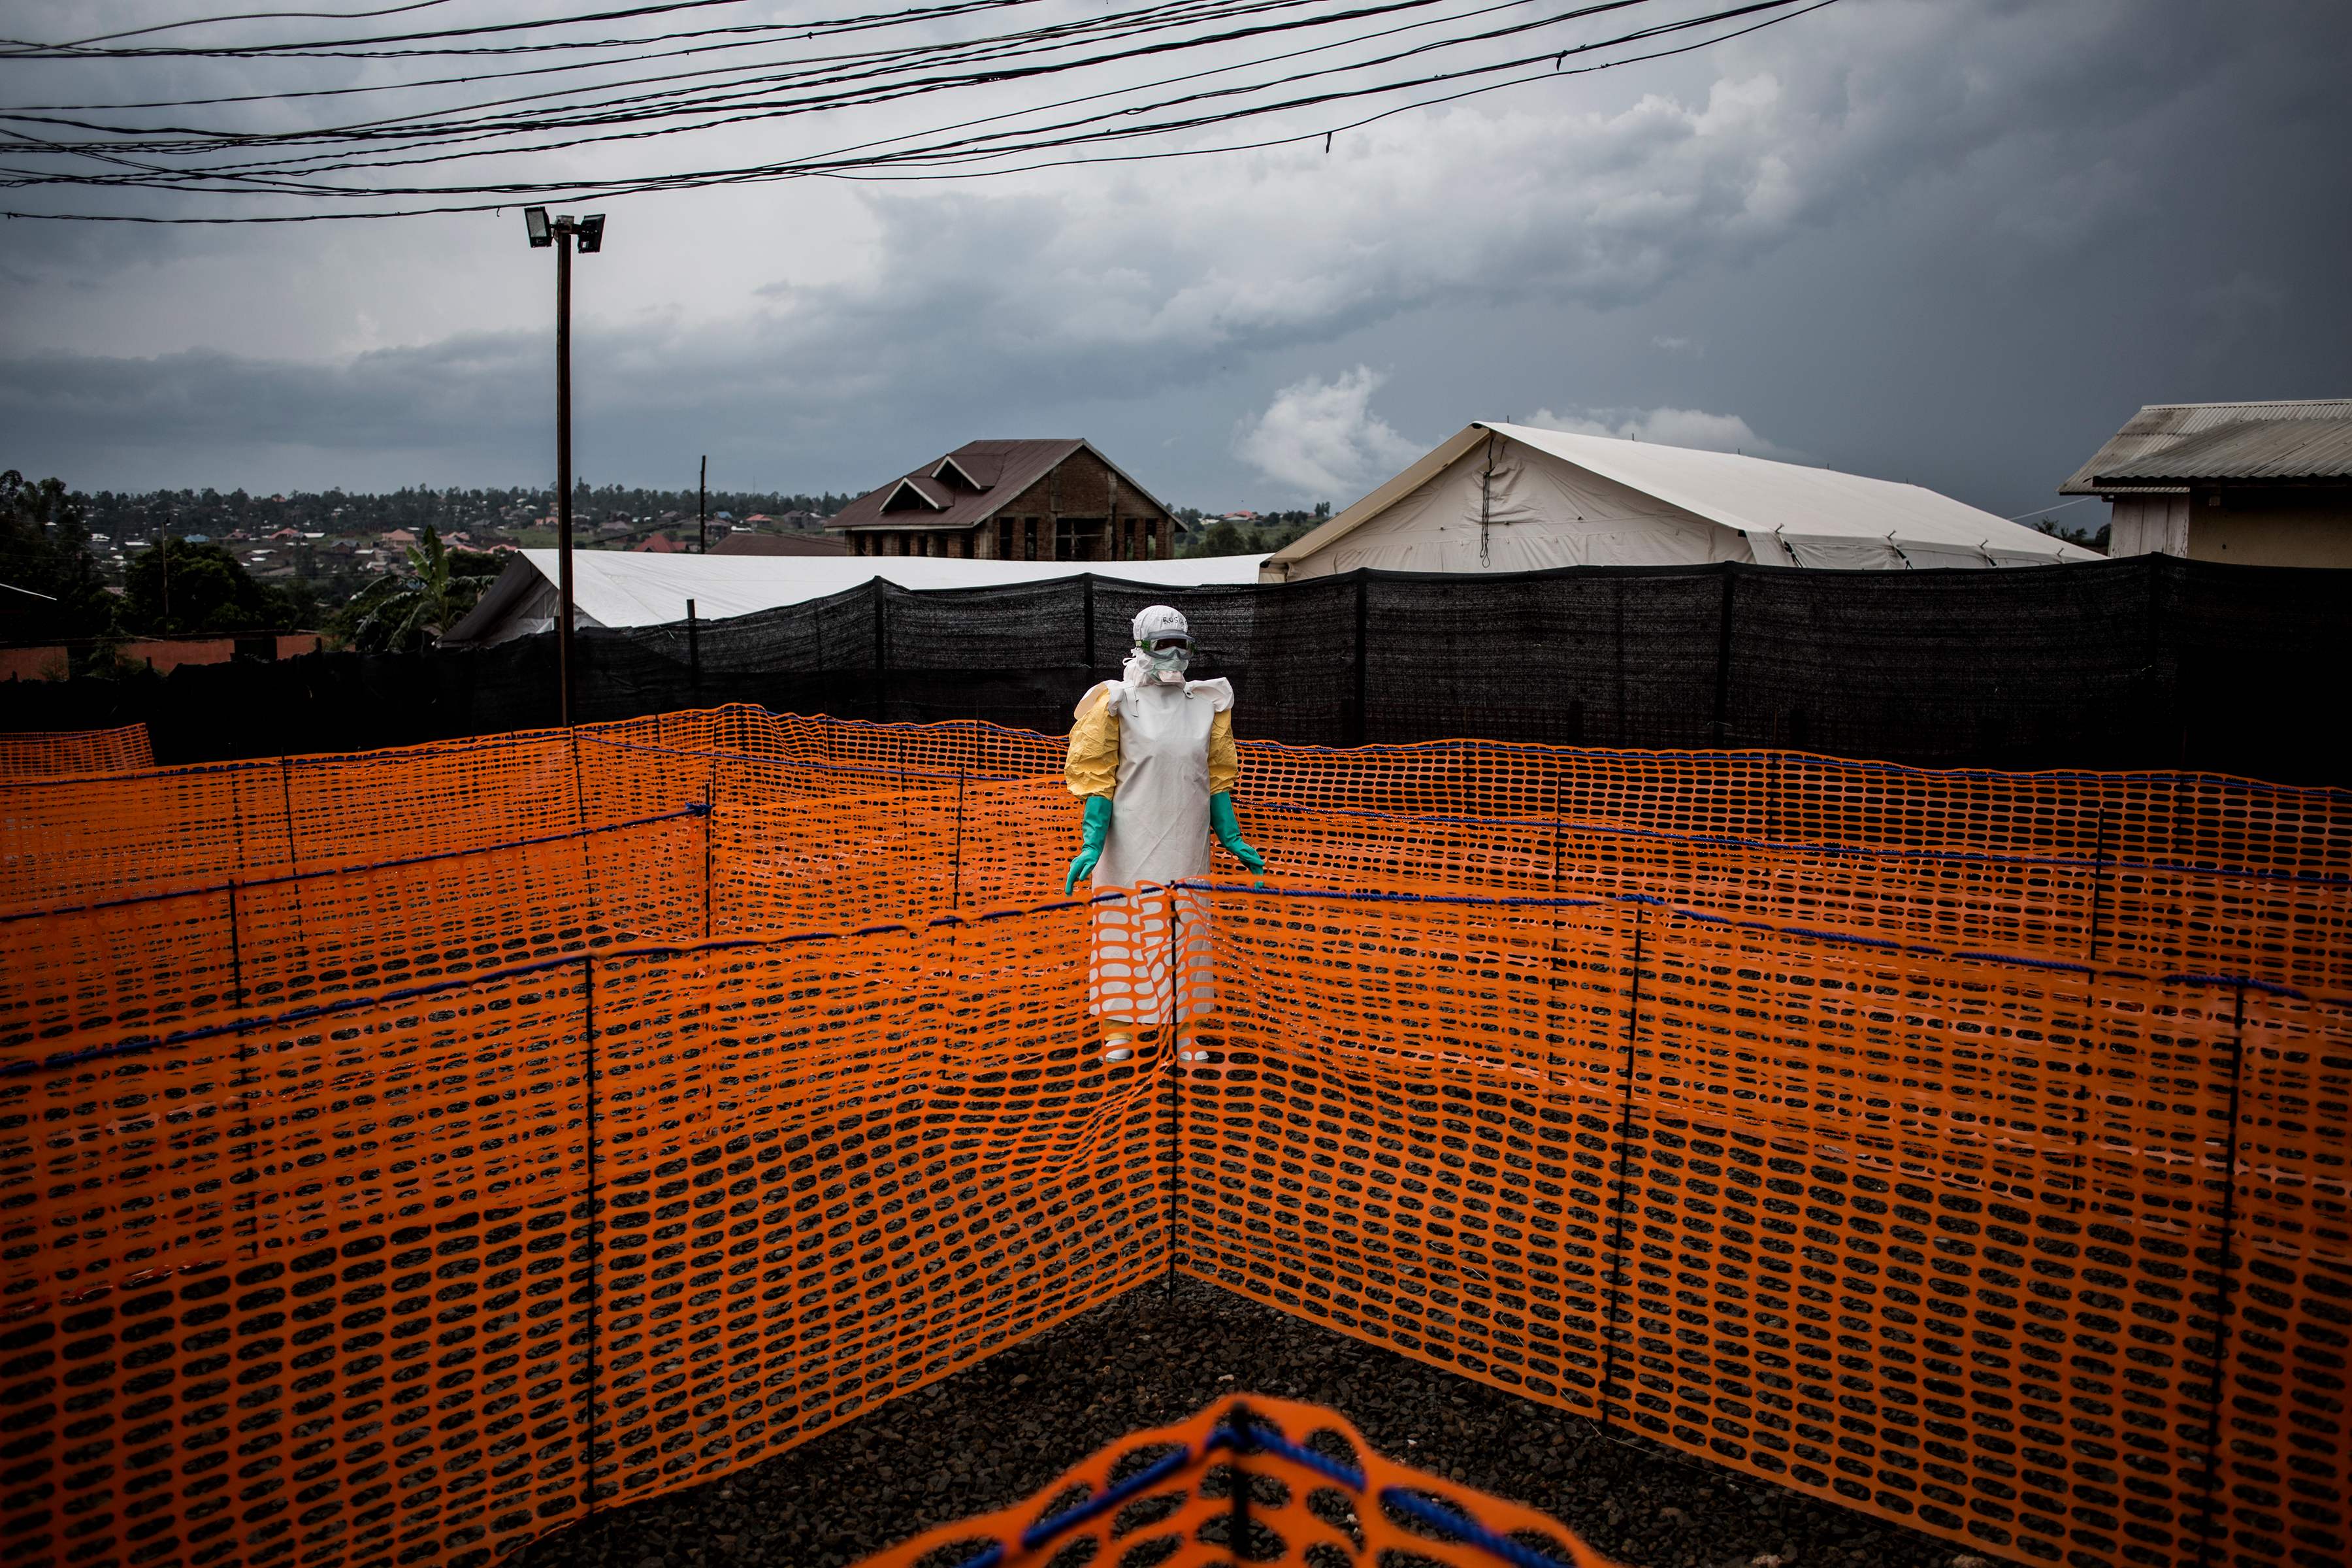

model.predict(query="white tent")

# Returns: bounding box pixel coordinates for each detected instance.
[445,548,1272,645]
[1264,423,2100,579]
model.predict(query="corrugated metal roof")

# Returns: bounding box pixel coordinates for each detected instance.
[443,549,1271,643]
[2091,416,2352,483]
[827,438,1180,533]
[2059,399,2352,493]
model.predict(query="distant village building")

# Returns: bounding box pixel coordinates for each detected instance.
[827,439,1177,561]
[2059,399,2352,566]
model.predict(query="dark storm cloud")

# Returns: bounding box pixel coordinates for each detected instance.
[3,0,2347,510]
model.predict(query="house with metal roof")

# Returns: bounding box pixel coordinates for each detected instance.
[2059,399,2352,566]
[1262,423,2096,580]
[826,438,1180,563]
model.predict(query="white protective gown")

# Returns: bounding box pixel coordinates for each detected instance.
[1086,662,1231,1026]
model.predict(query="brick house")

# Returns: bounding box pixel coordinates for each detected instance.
[827,439,1178,561]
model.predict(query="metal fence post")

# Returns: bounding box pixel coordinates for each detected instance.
[872,583,890,721]
[579,952,601,1518]
[2192,982,2250,1568]
[1710,563,1738,747]
[1598,904,1646,1432]
[2086,803,2112,962]
[1166,891,1186,1300]
[951,765,966,909]
[1227,1397,1255,1558]
[1083,576,1096,676]
[226,880,258,1252]
[1350,572,1369,747]
[276,755,300,874]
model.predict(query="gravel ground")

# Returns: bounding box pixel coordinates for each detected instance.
[512,1275,1979,1568]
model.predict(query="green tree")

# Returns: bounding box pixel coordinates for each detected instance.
[122,537,289,634]
[0,468,116,640]
[1184,520,1253,557]
[334,525,498,653]
[2033,515,2110,554]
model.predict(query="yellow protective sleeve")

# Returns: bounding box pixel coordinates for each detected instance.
[1065,685,1121,798]
[1209,708,1239,796]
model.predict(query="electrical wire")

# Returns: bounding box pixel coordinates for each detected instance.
[59,2,459,52]
[0,0,1841,221]
[0,0,1045,60]
[10,0,1484,174]
[7,0,1341,146]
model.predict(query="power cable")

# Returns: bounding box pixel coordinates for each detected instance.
[18,0,1769,187]
[7,0,1448,171]
[0,0,1043,60]
[61,2,457,51]
[5,0,1318,145]
[0,0,1840,220]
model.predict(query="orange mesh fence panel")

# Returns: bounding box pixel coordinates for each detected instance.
[855,1394,1618,1568]
[6,705,2351,1568]
[1181,881,2352,1568]
[0,725,153,779]
[5,892,1170,1568]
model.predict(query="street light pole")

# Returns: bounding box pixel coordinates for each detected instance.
[698,454,708,554]
[525,205,606,727]
[555,220,575,727]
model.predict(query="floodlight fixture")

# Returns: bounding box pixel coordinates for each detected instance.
[519,204,610,723]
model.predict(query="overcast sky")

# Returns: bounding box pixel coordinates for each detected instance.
[3,0,2347,517]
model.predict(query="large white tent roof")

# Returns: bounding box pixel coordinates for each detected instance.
[446,548,1271,644]
[1484,423,2096,564]
[1266,423,2099,576]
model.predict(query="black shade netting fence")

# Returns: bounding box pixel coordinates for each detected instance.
[3,554,2345,782]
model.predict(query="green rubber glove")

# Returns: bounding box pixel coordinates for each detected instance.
[1209,792,1266,874]
[1064,794,1114,894]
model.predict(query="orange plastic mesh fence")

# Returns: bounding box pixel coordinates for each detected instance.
[853,1393,1618,1568]
[4,704,2347,1568]
[0,725,154,779]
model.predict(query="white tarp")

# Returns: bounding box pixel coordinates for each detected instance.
[1268,424,2100,578]
[446,549,1273,644]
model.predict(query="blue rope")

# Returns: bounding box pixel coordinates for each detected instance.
[2161,972,2308,1000]
[1246,795,2352,890]
[1177,879,2164,987]
[1226,1416,1366,1490]
[3,885,1145,1077]
[579,729,1041,787]
[937,1405,1581,1568]
[1380,1485,1579,1568]
[1237,732,2352,802]
[1015,1444,1193,1550]
[0,803,710,927]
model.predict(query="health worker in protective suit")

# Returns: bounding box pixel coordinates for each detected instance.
[1062,605,1265,1065]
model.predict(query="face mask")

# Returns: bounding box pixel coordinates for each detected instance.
[1146,645,1190,683]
